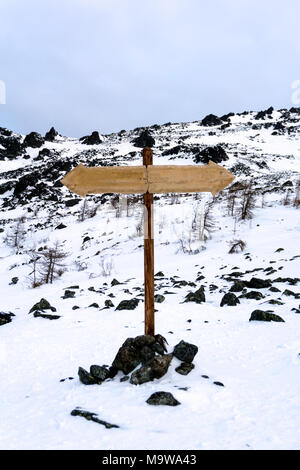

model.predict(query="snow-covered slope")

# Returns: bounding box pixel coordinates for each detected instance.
[0,107,299,450]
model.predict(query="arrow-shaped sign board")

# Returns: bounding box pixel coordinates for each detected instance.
[61,147,235,335]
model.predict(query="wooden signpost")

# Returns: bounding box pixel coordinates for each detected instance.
[61,147,234,336]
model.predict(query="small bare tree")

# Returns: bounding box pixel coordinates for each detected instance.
[198,198,216,241]
[237,182,256,221]
[27,249,42,288]
[228,239,246,254]
[4,216,26,252]
[38,241,68,284]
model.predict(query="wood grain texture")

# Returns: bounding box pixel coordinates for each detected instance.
[147,161,235,195]
[61,163,147,197]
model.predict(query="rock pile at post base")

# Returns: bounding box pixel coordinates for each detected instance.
[77,335,198,387]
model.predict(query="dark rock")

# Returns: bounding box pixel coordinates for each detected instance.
[155,271,164,277]
[133,130,155,148]
[201,114,222,126]
[104,299,114,308]
[90,365,109,383]
[154,334,168,352]
[62,290,76,299]
[80,131,102,145]
[244,278,272,289]
[9,277,19,285]
[239,291,264,300]
[115,298,140,310]
[65,198,81,207]
[267,299,284,305]
[71,408,119,428]
[0,135,24,158]
[151,342,165,355]
[273,277,300,285]
[0,312,15,326]
[175,362,195,376]
[111,278,121,286]
[154,294,165,303]
[29,298,56,313]
[213,381,224,387]
[140,345,155,364]
[282,289,300,298]
[88,303,99,308]
[255,107,274,120]
[0,181,15,195]
[173,340,198,363]
[184,286,205,304]
[290,107,300,114]
[23,132,45,148]
[249,310,284,322]
[130,354,173,385]
[72,306,80,310]
[269,286,281,293]
[229,280,246,292]
[111,338,142,374]
[55,223,67,230]
[33,312,61,320]
[120,375,129,382]
[78,366,97,385]
[44,127,58,142]
[13,172,40,197]
[146,391,180,406]
[194,145,229,164]
[220,292,240,306]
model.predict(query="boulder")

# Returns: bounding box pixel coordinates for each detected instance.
[80,131,102,145]
[0,312,15,326]
[115,298,140,310]
[130,354,173,385]
[23,132,45,148]
[249,310,285,322]
[133,130,155,148]
[194,145,229,164]
[146,391,180,406]
[229,280,246,292]
[244,278,272,289]
[220,292,240,306]
[111,335,155,375]
[239,291,264,300]
[175,362,195,376]
[78,367,97,385]
[201,114,222,126]
[184,286,205,303]
[44,127,58,142]
[90,365,110,382]
[173,340,198,363]
[154,294,165,303]
[29,298,56,313]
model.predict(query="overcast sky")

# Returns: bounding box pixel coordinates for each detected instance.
[0,0,299,137]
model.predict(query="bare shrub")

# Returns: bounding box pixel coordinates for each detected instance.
[100,256,114,277]
[228,239,246,254]
[236,182,256,221]
[38,241,68,284]
[4,216,26,252]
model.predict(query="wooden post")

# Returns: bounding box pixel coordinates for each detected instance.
[143,147,154,336]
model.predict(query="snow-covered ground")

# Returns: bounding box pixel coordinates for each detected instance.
[0,108,300,449]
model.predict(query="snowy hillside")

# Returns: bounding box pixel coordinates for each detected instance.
[0,107,300,450]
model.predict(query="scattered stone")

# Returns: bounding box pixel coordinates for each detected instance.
[71,408,119,428]
[72,306,80,310]
[130,354,173,385]
[249,310,285,322]
[213,381,224,387]
[33,312,61,320]
[229,280,246,292]
[175,362,195,376]
[65,198,81,207]
[0,312,15,326]
[154,294,165,303]
[239,291,264,300]
[55,223,67,230]
[111,278,121,286]
[115,298,140,310]
[120,375,129,382]
[104,299,114,308]
[173,340,198,363]
[184,286,205,304]
[140,345,155,364]
[146,391,180,406]
[90,365,110,383]
[155,271,164,277]
[282,289,300,298]
[201,375,209,379]
[194,145,229,164]
[273,277,300,285]
[220,292,240,306]
[269,286,281,293]
[244,278,272,289]
[88,303,99,308]
[62,290,76,299]
[267,299,284,305]
[9,277,19,285]
[29,298,56,313]
[112,335,154,374]
[78,366,97,385]
[151,342,165,355]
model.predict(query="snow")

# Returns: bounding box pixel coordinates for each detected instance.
[0,109,300,450]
